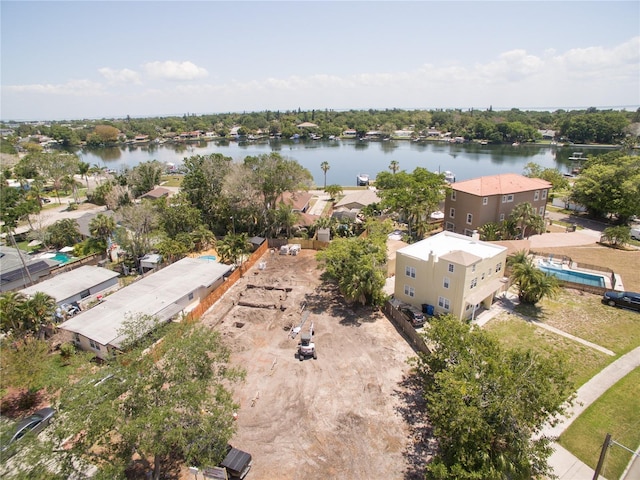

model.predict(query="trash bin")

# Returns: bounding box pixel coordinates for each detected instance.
[425,305,435,316]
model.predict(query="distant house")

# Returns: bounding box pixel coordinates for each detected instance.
[334,189,381,211]
[538,129,556,140]
[444,173,552,236]
[296,122,318,129]
[140,187,171,200]
[0,246,58,292]
[394,231,508,320]
[20,265,119,307]
[342,129,357,138]
[76,210,116,238]
[59,257,232,360]
[279,191,312,213]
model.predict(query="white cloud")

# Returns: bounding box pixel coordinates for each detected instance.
[98,67,142,85]
[142,60,208,81]
[5,79,106,96]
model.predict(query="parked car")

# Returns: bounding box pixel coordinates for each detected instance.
[630,228,640,241]
[602,291,640,312]
[1,407,56,458]
[400,306,426,328]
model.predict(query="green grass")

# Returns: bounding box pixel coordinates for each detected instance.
[484,313,611,387]
[161,175,183,187]
[559,367,640,480]
[513,290,640,356]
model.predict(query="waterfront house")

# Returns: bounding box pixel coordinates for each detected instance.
[443,173,551,236]
[394,231,508,320]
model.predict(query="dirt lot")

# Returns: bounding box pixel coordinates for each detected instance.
[199,249,428,480]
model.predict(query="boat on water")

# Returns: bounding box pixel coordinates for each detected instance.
[444,171,456,183]
[568,152,585,161]
[357,173,370,186]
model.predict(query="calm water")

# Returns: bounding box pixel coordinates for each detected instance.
[77,139,616,187]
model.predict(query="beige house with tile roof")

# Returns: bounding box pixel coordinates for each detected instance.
[394,231,508,320]
[444,173,552,236]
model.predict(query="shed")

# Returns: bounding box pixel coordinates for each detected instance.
[140,254,162,272]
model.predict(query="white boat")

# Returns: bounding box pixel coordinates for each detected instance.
[357,173,370,186]
[443,171,456,183]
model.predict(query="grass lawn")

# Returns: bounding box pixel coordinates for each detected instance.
[484,312,611,387]
[161,175,183,187]
[513,289,640,356]
[559,367,640,480]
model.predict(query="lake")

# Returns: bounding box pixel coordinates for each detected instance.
[77,139,616,187]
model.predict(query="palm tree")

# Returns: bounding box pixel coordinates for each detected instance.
[508,251,559,304]
[0,291,28,335]
[78,161,91,190]
[89,213,117,244]
[389,160,400,174]
[24,292,57,339]
[509,202,538,239]
[320,161,330,189]
[324,184,343,201]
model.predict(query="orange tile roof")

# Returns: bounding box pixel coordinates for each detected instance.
[451,173,552,196]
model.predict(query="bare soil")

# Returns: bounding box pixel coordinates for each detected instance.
[197,249,430,480]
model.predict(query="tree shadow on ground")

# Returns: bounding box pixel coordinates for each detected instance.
[393,373,437,480]
[0,389,47,419]
[305,281,382,327]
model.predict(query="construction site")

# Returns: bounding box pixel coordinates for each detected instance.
[199,248,428,480]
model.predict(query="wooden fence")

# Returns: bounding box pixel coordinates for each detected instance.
[382,301,431,356]
[187,240,269,321]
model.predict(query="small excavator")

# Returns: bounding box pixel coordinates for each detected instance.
[297,322,317,361]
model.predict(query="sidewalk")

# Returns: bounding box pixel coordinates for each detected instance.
[475,296,640,480]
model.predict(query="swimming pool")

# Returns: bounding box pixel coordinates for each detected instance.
[537,262,606,287]
[199,255,217,262]
[38,252,74,264]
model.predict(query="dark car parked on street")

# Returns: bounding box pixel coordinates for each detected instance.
[602,291,640,312]
[1,407,56,458]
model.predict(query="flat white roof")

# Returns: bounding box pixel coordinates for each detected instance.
[20,265,119,302]
[60,257,231,347]
[397,231,506,262]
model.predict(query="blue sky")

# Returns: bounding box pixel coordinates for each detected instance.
[1,1,639,121]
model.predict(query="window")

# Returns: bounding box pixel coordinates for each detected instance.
[448,263,454,273]
[445,222,455,232]
[466,213,473,224]
[449,208,455,218]
[464,228,474,237]
[405,266,416,278]
[89,339,101,351]
[482,197,488,206]
[539,206,545,215]
[188,292,194,300]
[451,191,456,201]
[499,213,505,221]
[472,264,476,272]
[404,285,415,297]
[502,194,514,203]
[438,296,450,310]
[443,277,450,288]
[534,190,540,201]
[496,262,503,273]
[541,189,547,200]
[470,277,477,289]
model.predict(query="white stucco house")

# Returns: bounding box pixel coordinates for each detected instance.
[394,231,508,320]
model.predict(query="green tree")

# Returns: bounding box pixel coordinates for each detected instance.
[0,336,51,409]
[412,315,574,480]
[89,213,117,244]
[216,233,251,265]
[128,160,163,198]
[37,152,80,204]
[509,202,542,239]
[601,225,631,246]
[320,161,330,189]
[46,218,81,249]
[77,161,91,190]
[522,162,569,191]
[23,292,57,340]
[316,224,388,306]
[324,184,343,200]
[508,251,560,304]
[570,153,640,222]
[116,200,158,263]
[0,291,28,335]
[43,321,245,480]
[388,160,399,174]
[157,194,203,238]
